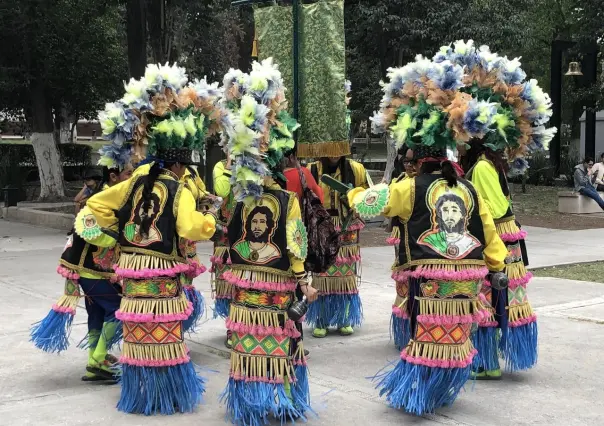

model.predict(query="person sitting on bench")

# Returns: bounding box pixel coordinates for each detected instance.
[575,157,604,210]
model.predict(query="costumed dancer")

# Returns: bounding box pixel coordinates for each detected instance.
[385,145,416,350]
[346,52,509,415]
[211,157,236,346]
[180,166,217,333]
[220,58,316,425]
[306,80,368,338]
[208,68,249,349]
[30,142,134,382]
[130,163,211,334]
[434,40,556,376]
[74,63,228,415]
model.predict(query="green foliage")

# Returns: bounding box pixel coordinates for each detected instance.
[526,150,554,185]
[0,0,127,121]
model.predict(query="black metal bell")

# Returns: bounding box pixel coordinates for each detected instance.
[287,300,308,322]
[490,272,509,291]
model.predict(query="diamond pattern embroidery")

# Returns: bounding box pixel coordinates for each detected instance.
[509,286,527,305]
[124,321,183,344]
[415,322,471,344]
[233,333,290,357]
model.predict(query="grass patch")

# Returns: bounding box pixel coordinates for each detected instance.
[532,261,604,283]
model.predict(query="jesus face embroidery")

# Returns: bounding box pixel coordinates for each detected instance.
[417,179,482,259]
[232,194,282,265]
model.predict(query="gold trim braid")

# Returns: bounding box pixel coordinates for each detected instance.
[297,141,351,158]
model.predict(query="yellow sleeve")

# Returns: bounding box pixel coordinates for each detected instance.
[213,161,232,199]
[286,195,306,275]
[176,186,217,241]
[86,179,132,228]
[350,160,369,189]
[478,194,506,272]
[77,179,134,247]
[348,177,414,221]
[132,163,151,178]
[471,160,510,219]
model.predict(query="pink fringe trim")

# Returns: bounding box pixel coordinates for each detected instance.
[115,301,193,323]
[401,348,477,368]
[222,271,296,292]
[120,355,191,367]
[210,255,225,266]
[230,373,290,384]
[225,319,301,339]
[417,311,487,325]
[509,314,537,328]
[478,320,499,327]
[185,261,207,278]
[52,304,76,315]
[57,265,80,280]
[500,229,528,243]
[386,237,400,245]
[294,357,308,366]
[335,255,361,265]
[114,263,191,279]
[392,266,489,282]
[391,306,409,319]
[509,272,533,289]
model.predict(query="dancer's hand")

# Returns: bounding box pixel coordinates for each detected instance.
[301,284,318,303]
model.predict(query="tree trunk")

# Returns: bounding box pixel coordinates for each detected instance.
[382,135,397,183]
[30,81,65,200]
[53,105,75,144]
[127,0,148,78]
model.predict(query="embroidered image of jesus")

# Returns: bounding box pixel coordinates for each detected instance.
[233,205,281,264]
[418,182,481,259]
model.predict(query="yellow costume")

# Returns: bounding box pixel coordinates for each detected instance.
[467,155,537,373]
[211,160,236,320]
[305,158,368,335]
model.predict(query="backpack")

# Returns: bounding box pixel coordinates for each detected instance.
[296,166,340,273]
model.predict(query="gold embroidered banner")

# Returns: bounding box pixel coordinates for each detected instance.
[254,0,348,158]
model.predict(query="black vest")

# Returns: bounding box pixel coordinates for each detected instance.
[228,188,292,272]
[117,172,183,259]
[60,233,114,278]
[398,174,486,266]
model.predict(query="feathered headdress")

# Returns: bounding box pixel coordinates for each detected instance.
[372,40,557,174]
[98,141,133,171]
[98,63,229,165]
[224,58,300,203]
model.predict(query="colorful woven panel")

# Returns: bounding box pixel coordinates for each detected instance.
[92,246,116,270]
[123,278,179,298]
[123,321,183,344]
[421,280,480,298]
[234,289,292,310]
[340,232,359,245]
[508,285,528,305]
[232,332,290,358]
[319,262,357,278]
[64,279,81,297]
[396,280,409,298]
[504,242,523,265]
[415,322,472,344]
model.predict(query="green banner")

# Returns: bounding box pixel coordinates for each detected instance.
[254,0,349,158]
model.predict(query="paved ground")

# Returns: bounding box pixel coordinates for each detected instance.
[1,220,603,426]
